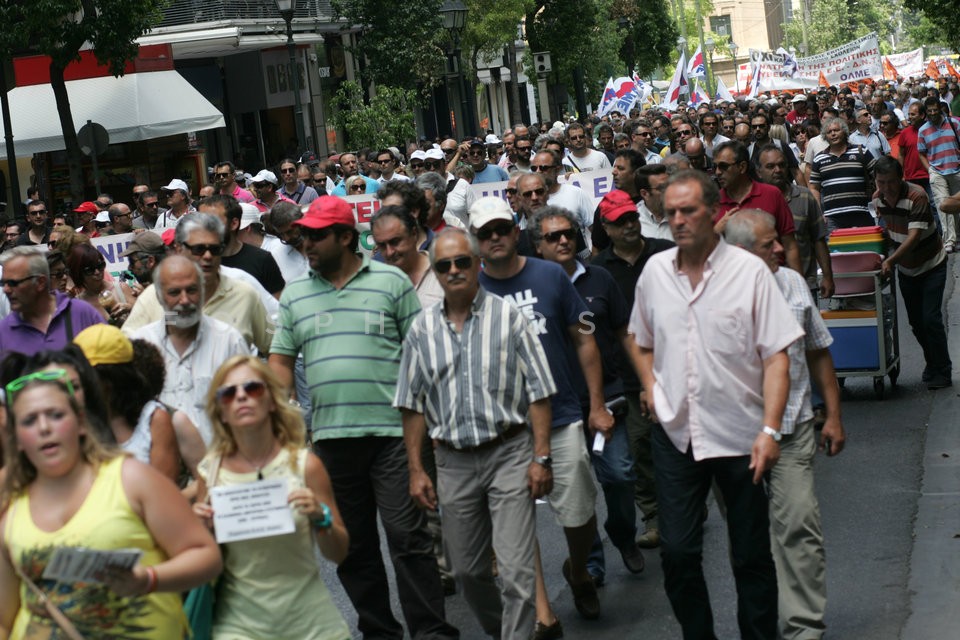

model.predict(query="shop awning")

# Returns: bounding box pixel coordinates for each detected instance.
[0,69,225,157]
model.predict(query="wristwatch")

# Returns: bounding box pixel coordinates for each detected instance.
[311,503,333,530]
[761,425,782,442]
[533,455,553,469]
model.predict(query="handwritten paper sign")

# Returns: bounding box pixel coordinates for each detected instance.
[209,478,296,543]
[42,547,143,584]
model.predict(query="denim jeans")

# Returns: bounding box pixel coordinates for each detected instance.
[585,412,638,580]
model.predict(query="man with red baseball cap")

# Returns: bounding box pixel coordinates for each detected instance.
[268,196,457,639]
[73,201,101,237]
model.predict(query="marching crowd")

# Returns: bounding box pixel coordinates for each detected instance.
[0,72,955,640]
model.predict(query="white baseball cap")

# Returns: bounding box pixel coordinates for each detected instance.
[424,148,444,161]
[469,196,515,230]
[250,169,278,186]
[239,203,263,230]
[160,178,189,193]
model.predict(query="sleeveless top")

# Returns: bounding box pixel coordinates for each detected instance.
[4,456,187,638]
[120,400,162,464]
[198,447,350,640]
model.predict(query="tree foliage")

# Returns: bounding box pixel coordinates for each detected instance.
[0,0,168,204]
[616,0,678,78]
[782,0,900,56]
[328,81,418,150]
[904,0,960,51]
[330,0,447,91]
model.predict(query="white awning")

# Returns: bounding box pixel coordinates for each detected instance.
[0,69,225,156]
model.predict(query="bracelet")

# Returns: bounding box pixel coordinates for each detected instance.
[144,566,158,594]
[311,503,333,531]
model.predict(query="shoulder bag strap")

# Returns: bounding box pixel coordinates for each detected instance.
[5,501,86,640]
[945,116,960,149]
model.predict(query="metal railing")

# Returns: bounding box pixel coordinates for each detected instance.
[156,0,336,28]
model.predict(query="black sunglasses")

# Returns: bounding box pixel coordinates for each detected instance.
[475,222,515,241]
[216,380,267,404]
[434,255,473,274]
[530,165,555,172]
[0,275,39,288]
[606,212,640,227]
[542,228,577,243]
[82,261,107,276]
[302,227,334,242]
[182,242,224,257]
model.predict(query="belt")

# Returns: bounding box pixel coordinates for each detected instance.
[441,423,526,453]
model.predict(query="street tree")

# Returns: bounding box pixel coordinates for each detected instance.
[328,81,418,150]
[782,0,899,55]
[0,0,167,205]
[616,0,678,79]
[904,0,960,52]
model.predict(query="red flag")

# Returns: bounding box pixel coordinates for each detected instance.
[883,56,898,80]
[947,59,960,79]
[818,71,829,88]
[927,58,941,79]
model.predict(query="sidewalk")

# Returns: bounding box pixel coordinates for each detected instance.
[902,256,960,639]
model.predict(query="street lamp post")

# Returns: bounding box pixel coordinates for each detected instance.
[730,41,740,94]
[440,1,475,139]
[704,37,715,97]
[677,36,687,60]
[275,0,305,152]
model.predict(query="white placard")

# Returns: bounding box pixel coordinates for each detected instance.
[209,478,296,543]
[42,547,143,584]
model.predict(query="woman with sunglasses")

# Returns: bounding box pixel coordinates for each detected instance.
[66,244,134,324]
[0,368,221,639]
[344,174,369,195]
[193,355,350,640]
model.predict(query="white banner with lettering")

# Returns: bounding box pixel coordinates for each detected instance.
[885,48,925,79]
[750,33,883,91]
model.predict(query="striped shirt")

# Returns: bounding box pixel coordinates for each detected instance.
[809,145,876,217]
[774,267,833,435]
[394,287,556,449]
[270,254,422,441]
[873,181,945,276]
[917,116,960,175]
[783,184,829,287]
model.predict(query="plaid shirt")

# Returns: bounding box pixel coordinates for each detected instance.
[775,267,833,434]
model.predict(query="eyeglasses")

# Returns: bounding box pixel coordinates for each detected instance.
[50,269,67,279]
[542,228,577,243]
[0,274,39,288]
[702,121,718,127]
[47,241,58,249]
[113,212,132,219]
[280,167,297,174]
[377,158,394,164]
[143,201,159,208]
[28,209,47,216]
[214,172,233,178]
[505,188,518,195]
[82,261,107,276]
[674,129,693,136]
[181,242,224,257]
[516,146,532,153]
[520,187,547,198]
[216,380,267,404]
[409,162,424,170]
[475,222,515,241]
[633,131,653,137]
[751,124,768,129]
[880,120,892,125]
[530,165,555,172]
[433,255,473,273]
[467,149,485,156]
[424,161,443,170]
[606,212,640,227]
[302,227,334,242]
[442,148,457,155]
[6,368,74,400]
[714,161,738,172]
[349,184,366,192]
[568,135,585,141]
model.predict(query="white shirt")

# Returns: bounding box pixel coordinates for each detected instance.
[629,239,803,459]
[445,178,476,227]
[132,315,250,444]
[638,201,673,241]
[701,133,731,159]
[562,148,611,172]
[643,150,663,165]
[262,234,309,284]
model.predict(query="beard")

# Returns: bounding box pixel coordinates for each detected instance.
[164,304,201,328]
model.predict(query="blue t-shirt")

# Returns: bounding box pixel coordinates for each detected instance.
[479,258,587,428]
[473,164,510,184]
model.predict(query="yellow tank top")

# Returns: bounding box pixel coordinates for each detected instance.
[4,455,187,639]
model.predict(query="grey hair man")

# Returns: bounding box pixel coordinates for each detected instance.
[724,208,845,640]
[416,172,466,231]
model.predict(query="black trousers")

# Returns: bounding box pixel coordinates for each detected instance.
[314,436,459,640]
[652,424,778,640]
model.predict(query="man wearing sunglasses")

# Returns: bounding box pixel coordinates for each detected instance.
[630,122,663,166]
[133,191,162,230]
[376,149,411,183]
[269,196,457,640]
[278,158,320,205]
[470,196,611,624]
[155,179,196,230]
[214,161,255,204]
[466,138,509,184]
[330,152,381,196]
[531,150,594,254]
[17,200,51,247]
[531,205,648,589]
[123,213,273,356]
[129,255,250,444]
[249,169,295,214]
[563,122,611,173]
[0,246,104,357]
[395,226,556,640]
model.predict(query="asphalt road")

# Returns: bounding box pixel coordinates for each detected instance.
[317,257,960,640]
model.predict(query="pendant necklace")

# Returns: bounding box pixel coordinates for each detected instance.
[238,445,276,480]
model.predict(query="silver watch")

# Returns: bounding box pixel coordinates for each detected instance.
[761,425,782,442]
[533,455,553,469]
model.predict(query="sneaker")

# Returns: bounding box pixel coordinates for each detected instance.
[927,375,952,390]
[617,542,645,573]
[533,619,564,640]
[562,558,601,620]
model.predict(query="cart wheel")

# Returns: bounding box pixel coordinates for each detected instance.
[890,365,900,388]
[874,376,885,400]
[838,377,846,389]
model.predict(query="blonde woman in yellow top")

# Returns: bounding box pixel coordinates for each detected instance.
[0,368,221,639]
[193,355,351,640]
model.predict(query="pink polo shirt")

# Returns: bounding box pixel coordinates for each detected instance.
[628,238,804,460]
[229,184,256,204]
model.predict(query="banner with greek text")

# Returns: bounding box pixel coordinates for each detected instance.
[885,48,925,79]
[750,33,883,92]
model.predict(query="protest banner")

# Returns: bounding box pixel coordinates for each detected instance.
[91,233,133,276]
[885,48,925,79]
[795,33,882,85]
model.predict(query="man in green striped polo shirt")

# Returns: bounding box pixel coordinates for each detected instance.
[269,196,458,639]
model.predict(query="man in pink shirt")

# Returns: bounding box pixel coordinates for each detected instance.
[214,161,255,203]
[629,170,802,640]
